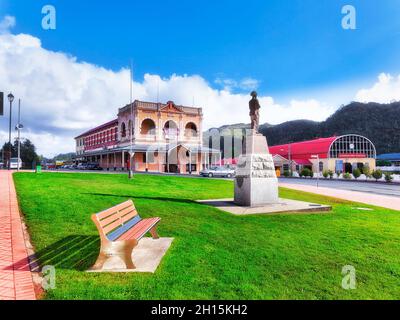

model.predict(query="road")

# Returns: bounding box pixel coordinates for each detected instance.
[279,177,400,198]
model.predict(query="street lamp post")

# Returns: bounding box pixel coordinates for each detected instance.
[7,93,14,170]
[15,99,23,172]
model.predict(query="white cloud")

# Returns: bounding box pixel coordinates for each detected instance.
[0,20,369,157]
[0,15,15,34]
[214,77,259,91]
[355,73,400,103]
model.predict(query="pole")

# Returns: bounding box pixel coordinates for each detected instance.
[317,154,319,188]
[17,99,21,172]
[129,60,134,179]
[288,143,292,176]
[8,97,13,170]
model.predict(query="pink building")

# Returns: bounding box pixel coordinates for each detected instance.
[74,100,221,174]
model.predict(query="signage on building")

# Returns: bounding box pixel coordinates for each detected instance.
[338,153,366,158]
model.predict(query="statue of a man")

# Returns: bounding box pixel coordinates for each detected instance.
[249,91,261,132]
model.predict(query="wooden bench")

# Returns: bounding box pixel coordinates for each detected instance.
[90,200,161,270]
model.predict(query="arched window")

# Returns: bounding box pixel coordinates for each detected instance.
[185,122,198,137]
[163,120,178,138]
[128,120,132,137]
[121,123,126,138]
[141,119,156,135]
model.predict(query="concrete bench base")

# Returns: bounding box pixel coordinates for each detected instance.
[87,237,174,273]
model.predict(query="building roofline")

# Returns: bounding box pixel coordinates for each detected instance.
[75,119,118,139]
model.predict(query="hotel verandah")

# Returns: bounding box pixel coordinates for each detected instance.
[74,100,221,174]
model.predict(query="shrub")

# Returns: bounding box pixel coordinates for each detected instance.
[363,166,371,179]
[372,169,383,182]
[352,168,361,180]
[322,170,329,179]
[343,172,352,180]
[300,168,312,178]
[328,170,334,179]
[283,170,291,178]
[384,172,393,183]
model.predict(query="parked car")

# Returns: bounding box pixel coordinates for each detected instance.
[200,166,235,178]
[87,163,103,170]
[77,163,88,170]
[0,162,4,169]
[9,158,22,170]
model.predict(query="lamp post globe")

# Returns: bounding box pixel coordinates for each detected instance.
[7,93,14,103]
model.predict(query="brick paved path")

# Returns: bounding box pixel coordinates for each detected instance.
[0,171,36,300]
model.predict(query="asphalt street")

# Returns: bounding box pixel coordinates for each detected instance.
[279,177,400,197]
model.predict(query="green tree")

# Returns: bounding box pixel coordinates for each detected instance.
[384,172,393,183]
[12,139,40,169]
[363,166,371,179]
[328,170,334,179]
[343,172,352,180]
[372,169,383,182]
[352,168,361,180]
[300,167,312,178]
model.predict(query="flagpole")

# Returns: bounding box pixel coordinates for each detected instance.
[128,60,134,179]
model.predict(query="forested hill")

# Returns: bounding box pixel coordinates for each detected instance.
[205,102,400,155]
[259,102,400,154]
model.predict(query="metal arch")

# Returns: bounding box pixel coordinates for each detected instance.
[327,134,377,159]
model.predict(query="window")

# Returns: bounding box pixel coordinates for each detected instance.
[141,119,156,135]
[319,161,324,172]
[121,123,126,138]
[185,122,198,137]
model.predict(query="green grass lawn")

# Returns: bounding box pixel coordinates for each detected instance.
[13,172,400,300]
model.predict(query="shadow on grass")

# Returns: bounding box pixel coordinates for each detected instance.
[5,235,100,272]
[82,192,197,204]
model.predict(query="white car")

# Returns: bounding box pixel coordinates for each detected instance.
[200,166,236,178]
[9,158,22,170]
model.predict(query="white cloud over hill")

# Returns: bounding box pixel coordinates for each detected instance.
[0,16,398,157]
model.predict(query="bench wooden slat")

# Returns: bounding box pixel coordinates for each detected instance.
[102,212,138,234]
[99,205,137,228]
[116,217,160,241]
[118,205,138,219]
[106,215,142,241]
[96,200,133,220]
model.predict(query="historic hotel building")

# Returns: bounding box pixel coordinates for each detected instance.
[75,100,221,174]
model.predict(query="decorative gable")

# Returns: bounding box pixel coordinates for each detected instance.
[161,101,183,113]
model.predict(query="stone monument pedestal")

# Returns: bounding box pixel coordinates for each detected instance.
[234,132,279,207]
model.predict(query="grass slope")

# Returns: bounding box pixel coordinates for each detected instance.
[13,172,400,300]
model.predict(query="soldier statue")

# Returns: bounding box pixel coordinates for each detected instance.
[249,91,261,133]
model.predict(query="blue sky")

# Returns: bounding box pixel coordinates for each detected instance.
[1,0,400,156]
[3,0,400,99]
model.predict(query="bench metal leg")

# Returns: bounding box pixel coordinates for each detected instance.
[90,240,137,271]
[149,225,160,239]
[121,241,137,269]
[90,252,109,271]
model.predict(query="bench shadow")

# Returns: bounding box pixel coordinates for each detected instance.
[82,192,196,204]
[4,235,100,272]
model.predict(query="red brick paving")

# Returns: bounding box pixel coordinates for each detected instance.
[0,171,36,300]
